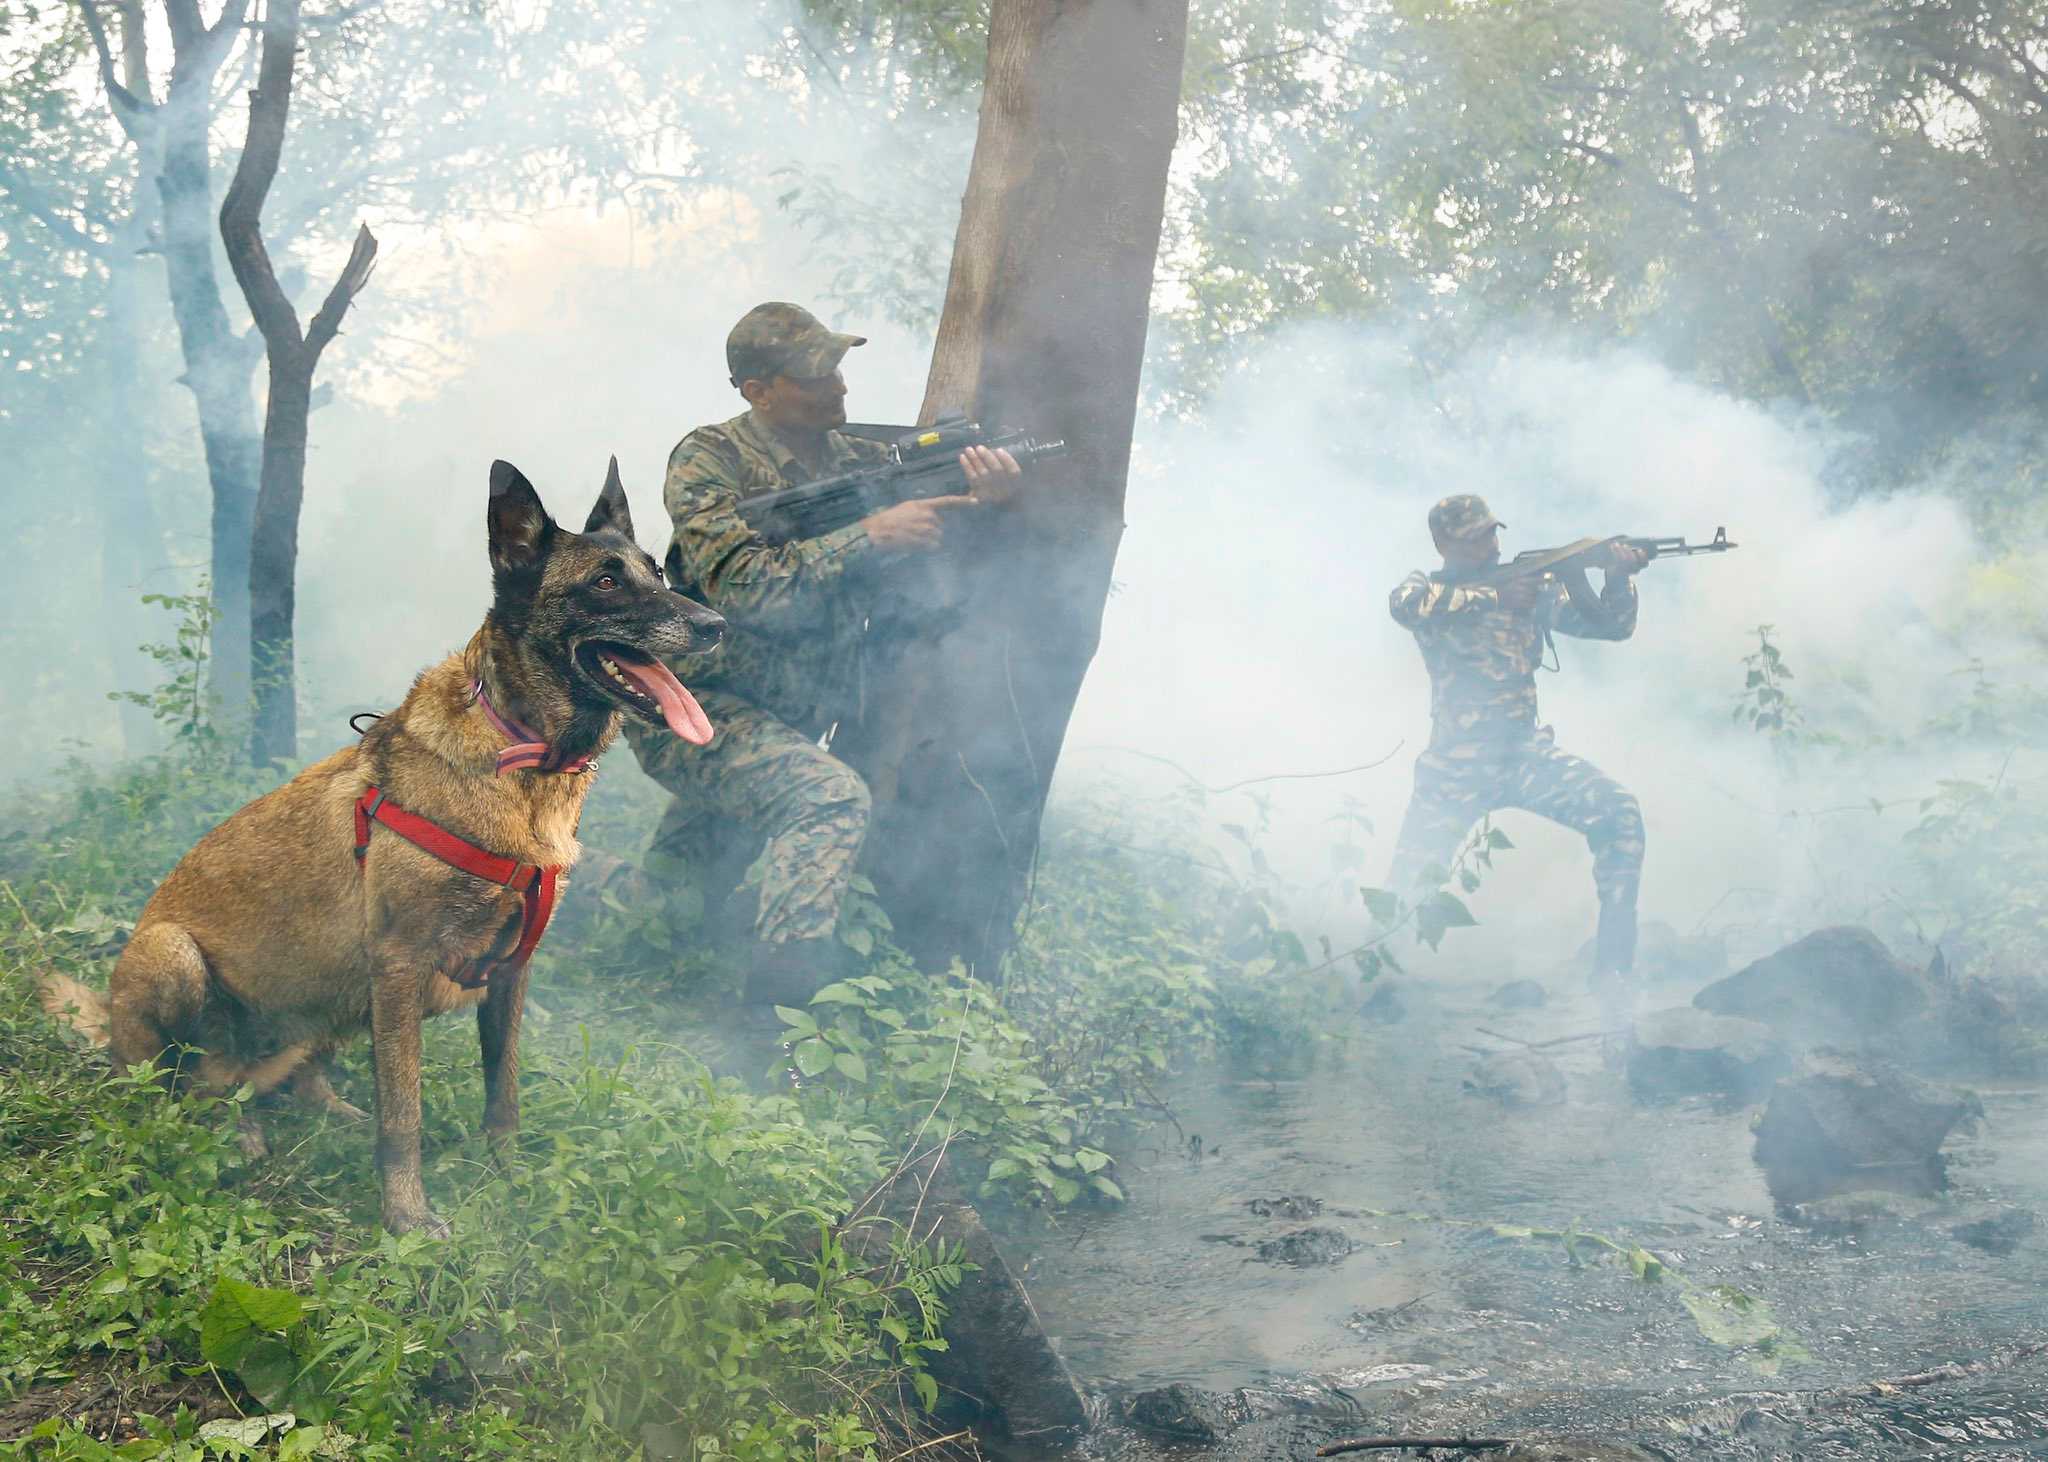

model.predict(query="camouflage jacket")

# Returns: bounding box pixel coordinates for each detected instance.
[1390,569,1638,750]
[661,410,890,732]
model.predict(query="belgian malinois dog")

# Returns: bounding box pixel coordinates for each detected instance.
[43,459,723,1235]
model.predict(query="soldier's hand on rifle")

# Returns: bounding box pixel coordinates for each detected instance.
[1607,542,1650,577]
[959,444,1022,498]
[862,495,978,552]
[1496,575,1548,613]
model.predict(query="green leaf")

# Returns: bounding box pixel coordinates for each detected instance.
[808,982,865,1005]
[200,1276,303,1367]
[832,1052,868,1084]
[985,1157,1022,1182]
[1074,1148,1110,1174]
[1360,886,1402,923]
[231,1336,300,1408]
[1415,889,1479,949]
[1089,1175,1125,1201]
[774,1007,817,1036]
[912,1368,939,1412]
[793,1039,835,1078]
[841,925,875,957]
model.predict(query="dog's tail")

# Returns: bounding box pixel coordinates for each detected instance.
[39,973,112,1046]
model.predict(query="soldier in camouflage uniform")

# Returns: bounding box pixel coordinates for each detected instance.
[628,302,1018,1005]
[1386,494,1650,984]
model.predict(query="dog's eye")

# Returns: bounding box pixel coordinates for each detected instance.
[594,574,617,591]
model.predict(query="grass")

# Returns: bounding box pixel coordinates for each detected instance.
[0,643,1307,1459]
[0,926,969,1460]
[0,734,983,1460]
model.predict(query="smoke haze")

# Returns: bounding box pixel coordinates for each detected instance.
[8,0,2044,985]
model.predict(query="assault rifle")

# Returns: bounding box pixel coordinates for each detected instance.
[736,414,1068,545]
[1473,527,1738,613]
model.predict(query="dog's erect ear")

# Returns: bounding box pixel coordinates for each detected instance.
[584,455,634,539]
[488,460,555,574]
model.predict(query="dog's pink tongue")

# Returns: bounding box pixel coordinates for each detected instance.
[615,658,713,745]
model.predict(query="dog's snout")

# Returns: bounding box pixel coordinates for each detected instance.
[682,601,726,651]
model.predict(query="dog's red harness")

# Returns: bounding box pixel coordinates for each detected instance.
[353,787,560,990]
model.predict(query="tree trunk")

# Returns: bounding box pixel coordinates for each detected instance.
[96,0,168,754]
[152,14,261,727]
[99,213,170,755]
[852,0,1188,973]
[220,0,378,766]
[247,368,312,762]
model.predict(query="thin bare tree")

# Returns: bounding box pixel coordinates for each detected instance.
[218,0,377,765]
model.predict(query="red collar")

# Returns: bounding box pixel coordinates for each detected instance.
[353,786,560,988]
[473,679,593,776]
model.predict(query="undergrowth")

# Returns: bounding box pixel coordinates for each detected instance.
[0,594,1343,1456]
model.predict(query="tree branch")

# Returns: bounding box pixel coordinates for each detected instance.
[219,0,378,368]
[301,0,381,33]
[2006,38,2048,103]
[1560,138,1697,213]
[111,0,150,95]
[1675,93,1711,201]
[162,0,205,49]
[219,0,306,358]
[72,0,153,137]
[207,0,252,46]
[305,223,379,356]
[0,166,111,258]
[166,0,251,92]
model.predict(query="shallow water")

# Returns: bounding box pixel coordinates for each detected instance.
[983,964,2048,1457]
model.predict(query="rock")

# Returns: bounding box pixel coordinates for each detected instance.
[1694,927,1930,1044]
[1118,1383,1252,1444]
[1951,1206,2037,1255]
[1930,975,2048,1074]
[1247,1194,1323,1220]
[1360,979,1408,1024]
[1254,1226,1356,1267]
[1783,1189,1943,1235]
[1502,1444,1667,1462]
[1752,1057,1981,1206]
[860,1152,1090,1443]
[1625,1007,1791,1103]
[1463,1050,1567,1108]
[1489,978,1548,1009]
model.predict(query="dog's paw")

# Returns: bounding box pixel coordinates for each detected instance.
[385,1206,452,1241]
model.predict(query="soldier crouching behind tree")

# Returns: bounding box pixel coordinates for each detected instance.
[1385,493,1649,1006]
[627,302,1019,1010]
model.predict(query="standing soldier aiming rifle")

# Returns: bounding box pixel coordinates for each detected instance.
[1386,494,1650,1001]
[628,302,1021,1009]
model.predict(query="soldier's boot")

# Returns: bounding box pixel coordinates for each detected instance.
[741,937,842,1011]
[1589,899,1641,1047]
[729,938,843,1089]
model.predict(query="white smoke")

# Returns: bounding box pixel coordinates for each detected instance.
[1066,323,2020,971]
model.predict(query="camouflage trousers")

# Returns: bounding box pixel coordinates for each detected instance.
[624,689,870,945]
[1387,728,1645,959]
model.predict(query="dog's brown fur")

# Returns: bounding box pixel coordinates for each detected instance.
[43,459,722,1235]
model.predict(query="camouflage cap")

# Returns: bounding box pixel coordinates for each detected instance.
[1428,493,1504,543]
[726,302,867,387]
